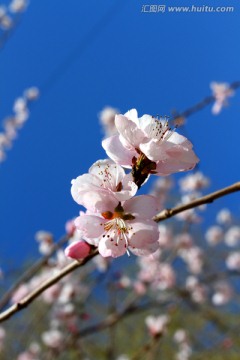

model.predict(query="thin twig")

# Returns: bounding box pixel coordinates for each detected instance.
[0,249,99,322]
[154,181,240,222]
[172,81,240,121]
[0,234,70,310]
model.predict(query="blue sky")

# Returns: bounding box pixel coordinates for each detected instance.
[0,0,240,267]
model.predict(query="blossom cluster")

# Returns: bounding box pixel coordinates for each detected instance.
[65,109,199,259]
[0,87,39,162]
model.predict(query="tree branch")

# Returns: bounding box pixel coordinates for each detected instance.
[172,81,240,121]
[0,249,99,322]
[0,181,240,323]
[0,234,70,311]
[154,181,240,222]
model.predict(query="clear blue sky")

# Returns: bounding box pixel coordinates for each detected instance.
[0,0,240,267]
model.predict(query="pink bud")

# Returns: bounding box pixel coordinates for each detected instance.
[65,241,91,260]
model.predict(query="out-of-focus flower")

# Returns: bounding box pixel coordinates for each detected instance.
[9,0,28,13]
[35,231,54,255]
[185,276,207,303]
[226,252,240,270]
[179,171,209,193]
[41,329,63,349]
[174,329,188,344]
[24,87,39,101]
[224,226,240,247]
[145,314,169,336]
[205,225,223,246]
[210,82,234,115]
[216,208,232,225]
[182,246,204,274]
[99,106,119,137]
[102,109,199,179]
[212,281,233,306]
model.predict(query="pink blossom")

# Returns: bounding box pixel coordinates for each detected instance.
[210,82,234,115]
[102,109,199,179]
[224,226,240,247]
[216,208,232,225]
[205,226,223,246]
[42,329,63,349]
[71,159,138,213]
[145,314,169,336]
[99,106,119,137]
[74,195,160,258]
[226,252,240,270]
[212,281,233,306]
[179,171,209,193]
[65,240,91,260]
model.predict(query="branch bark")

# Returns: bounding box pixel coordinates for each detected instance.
[154,181,240,222]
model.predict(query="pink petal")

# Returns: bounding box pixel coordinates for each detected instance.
[123,195,160,218]
[102,135,136,168]
[128,218,160,256]
[75,215,105,238]
[114,173,138,202]
[115,114,145,148]
[88,159,125,189]
[98,235,126,258]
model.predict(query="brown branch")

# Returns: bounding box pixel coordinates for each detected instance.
[0,249,99,323]
[172,81,240,121]
[0,234,70,310]
[0,182,240,323]
[154,181,240,222]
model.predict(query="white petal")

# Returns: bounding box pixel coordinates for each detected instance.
[115,114,145,148]
[102,135,136,168]
[123,195,160,218]
[75,215,105,238]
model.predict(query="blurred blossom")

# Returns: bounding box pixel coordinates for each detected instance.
[179,171,209,193]
[175,233,193,250]
[216,208,232,225]
[9,0,28,13]
[149,176,174,206]
[0,87,39,163]
[205,225,223,246]
[41,329,63,349]
[158,224,173,248]
[99,106,119,137]
[224,226,240,247]
[24,86,39,100]
[174,329,188,344]
[118,275,131,288]
[212,281,233,306]
[226,252,240,270]
[35,231,54,255]
[210,82,234,115]
[17,342,40,360]
[116,355,130,360]
[145,314,169,336]
[180,246,204,274]
[185,276,207,303]
[92,254,109,272]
